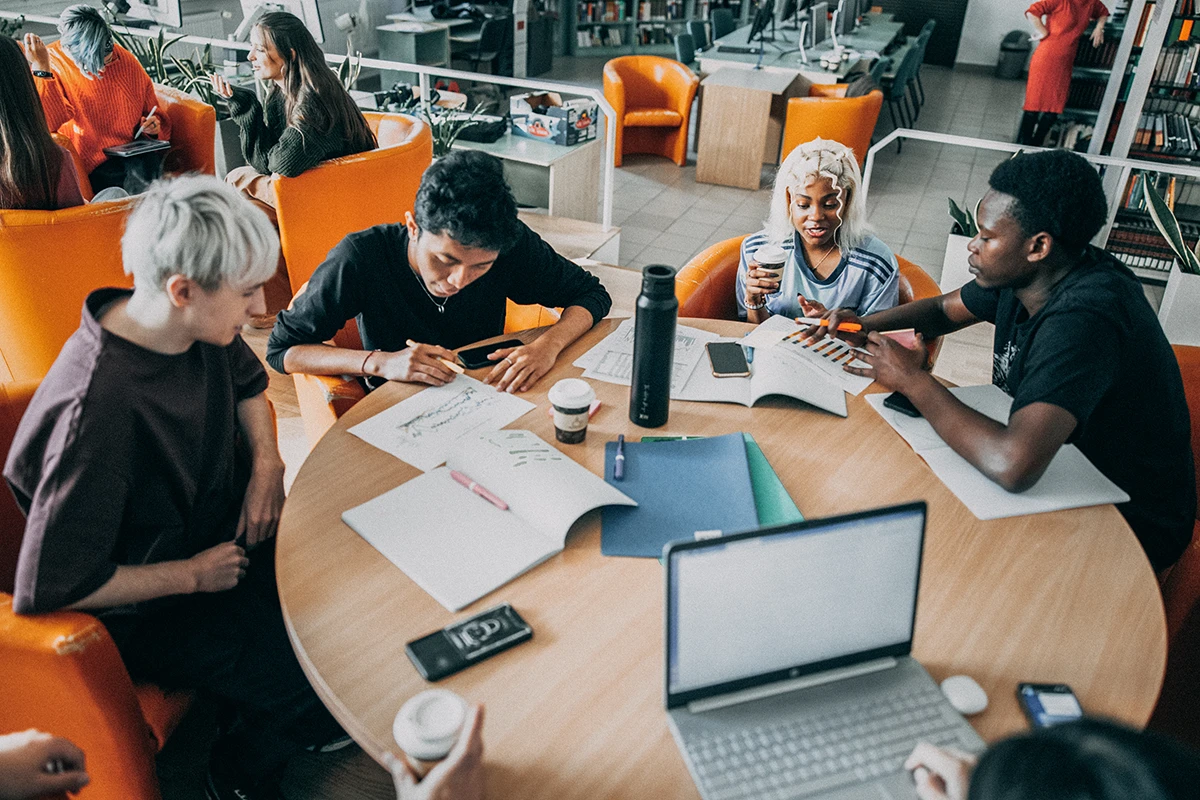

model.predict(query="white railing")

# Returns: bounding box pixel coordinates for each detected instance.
[4,10,618,229]
[863,128,1200,248]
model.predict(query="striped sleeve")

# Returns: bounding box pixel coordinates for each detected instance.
[735,230,771,320]
[848,237,900,315]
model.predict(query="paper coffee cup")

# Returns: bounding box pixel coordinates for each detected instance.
[393,690,467,778]
[548,378,596,444]
[755,243,788,280]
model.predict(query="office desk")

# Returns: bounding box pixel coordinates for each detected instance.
[698,13,905,85]
[377,19,461,88]
[276,318,1166,800]
[696,69,803,190]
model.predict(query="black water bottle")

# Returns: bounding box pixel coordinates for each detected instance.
[629,264,678,428]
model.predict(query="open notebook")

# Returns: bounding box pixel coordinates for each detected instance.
[342,430,636,611]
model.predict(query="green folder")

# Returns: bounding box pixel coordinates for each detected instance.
[742,434,804,526]
[639,433,803,526]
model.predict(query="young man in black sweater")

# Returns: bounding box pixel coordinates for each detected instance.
[809,149,1195,571]
[267,149,612,393]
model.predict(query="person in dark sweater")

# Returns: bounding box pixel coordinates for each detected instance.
[267,149,613,393]
[4,176,346,800]
[803,149,1195,571]
[209,10,376,207]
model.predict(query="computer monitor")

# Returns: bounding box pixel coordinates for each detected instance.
[834,0,854,37]
[126,0,182,28]
[235,0,325,43]
[807,0,827,46]
[778,0,811,29]
[747,0,776,46]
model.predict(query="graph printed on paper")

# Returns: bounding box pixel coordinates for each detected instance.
[576,319,711,393]
[394,384,498,441]
[774,334,874,395]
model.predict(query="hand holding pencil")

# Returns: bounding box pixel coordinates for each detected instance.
[362,340,462,386]
[795,295,868,347]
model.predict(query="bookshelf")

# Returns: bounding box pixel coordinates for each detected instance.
[569,0,734,55]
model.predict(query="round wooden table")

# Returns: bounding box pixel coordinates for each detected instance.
[276,318,1165,800]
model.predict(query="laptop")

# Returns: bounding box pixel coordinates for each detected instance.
[664,502,985,800]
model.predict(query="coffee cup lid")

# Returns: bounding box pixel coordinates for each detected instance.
[755,243,788,266]
[548,378,596,411]
[393,690,467,761]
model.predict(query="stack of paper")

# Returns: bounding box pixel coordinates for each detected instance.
[865,384,1129,520]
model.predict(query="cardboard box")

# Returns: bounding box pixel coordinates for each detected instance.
[510,92,598,146]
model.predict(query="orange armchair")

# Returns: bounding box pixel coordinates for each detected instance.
[781,86,883,167]
[1147,344,1200,749]
[0,380,192,800]
[289,282,562,445]
[274,113,433,296]
[603,56,699,167]
[675,240,942,366]
[0,199,135,382]
[155,84,217,177]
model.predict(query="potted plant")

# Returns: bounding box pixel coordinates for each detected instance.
[941,197,978,293]
[1142,179,1200,346]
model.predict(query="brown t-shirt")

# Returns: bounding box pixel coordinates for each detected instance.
[3,288,269,615]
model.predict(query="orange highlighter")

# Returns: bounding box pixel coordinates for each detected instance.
[794,317,864,333]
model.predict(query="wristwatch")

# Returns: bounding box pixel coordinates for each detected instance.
[32,69,53,79]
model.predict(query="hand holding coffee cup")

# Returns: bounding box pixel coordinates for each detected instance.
[389,694,486,800]
[745,243,789,312]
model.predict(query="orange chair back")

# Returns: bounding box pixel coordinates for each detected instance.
[0,380,38,593]
[0,199,135,382]
[154,84,216,177]
[0,597,164,800]
[605,56,695,110]
[1160,345,1200,639]
[50,133,94,202]
[274,114,432,295]
[675,235,746,320]
[895,255,943,366]
[781,89,884,167]
[603,56,699,167]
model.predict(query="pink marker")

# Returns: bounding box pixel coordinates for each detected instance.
[449,470,509,511]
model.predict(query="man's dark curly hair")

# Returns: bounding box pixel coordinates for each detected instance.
[414,149,521,252]
[988,149,1107,257]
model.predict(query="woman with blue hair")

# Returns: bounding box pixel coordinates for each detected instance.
[23,4,168,192]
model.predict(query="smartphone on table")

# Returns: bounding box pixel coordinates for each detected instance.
[883,391,921,418]
[706,342,751,378]
[456,339,524,370]
[406,603,533,681]
[1017,683,1084,728]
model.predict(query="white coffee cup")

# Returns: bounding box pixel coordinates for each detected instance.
[754,243,789,282]
[548,378,596,444]
[393,689,467,777]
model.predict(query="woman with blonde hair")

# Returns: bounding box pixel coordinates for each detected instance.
[736,137,898,324]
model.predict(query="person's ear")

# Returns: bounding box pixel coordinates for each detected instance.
[1026,232,1053,263]
[404,211,420,240]
[164,275,194,309]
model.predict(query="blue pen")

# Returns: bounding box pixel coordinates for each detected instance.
[614,434,625,480]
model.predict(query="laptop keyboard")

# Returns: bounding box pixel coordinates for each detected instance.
[686,683,969,800]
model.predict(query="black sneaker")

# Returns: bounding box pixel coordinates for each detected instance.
[204,755,282,800]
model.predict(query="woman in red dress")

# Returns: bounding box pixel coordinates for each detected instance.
[1019,0,1109,146]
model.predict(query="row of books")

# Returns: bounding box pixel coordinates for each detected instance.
[578,1,627,22]
[1131,111,1200,155]
[1074,35,1120,69]
[636,0,687,20]
[577,24,627,45]
[1152,42,1200,87]
[1175,0,1198,16]
[1065,78,1109,111]
[638,23,675,43]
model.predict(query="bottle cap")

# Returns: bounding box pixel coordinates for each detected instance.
[754,243,788,268]
[393,690,467,761]
[547,378,596,414]
[640,264,677,299]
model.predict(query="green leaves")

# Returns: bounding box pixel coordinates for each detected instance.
[1143,177,1200,276]
[947,197,978,237]
[107,17,224,115]
[337,51,363,91]
[1,15,24,38]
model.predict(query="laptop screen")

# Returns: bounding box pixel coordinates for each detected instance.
[666,503,925,707]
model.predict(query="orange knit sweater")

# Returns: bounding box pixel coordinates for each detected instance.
[35,42,170,175]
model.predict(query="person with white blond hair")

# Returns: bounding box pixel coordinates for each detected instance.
[736,137,899,324]
[3,175,348,800]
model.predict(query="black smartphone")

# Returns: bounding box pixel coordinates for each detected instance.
[456,339,524,370]
[883,391,922,418]
[405,603,533,681]
[706,342,751,378]
[1017,683,1084,728]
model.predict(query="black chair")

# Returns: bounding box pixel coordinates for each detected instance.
[711,8,736,40]
[675,32,697,68]
[688,19,709,50]
[452,16,508,74]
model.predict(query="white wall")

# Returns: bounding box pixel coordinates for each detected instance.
[956,0,1031,67]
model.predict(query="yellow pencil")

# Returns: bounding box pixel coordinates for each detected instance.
[405,339,464,373]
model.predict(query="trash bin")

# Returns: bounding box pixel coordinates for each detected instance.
[996,30,1031,79]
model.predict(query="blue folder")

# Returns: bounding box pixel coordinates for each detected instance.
[600,432,759,557]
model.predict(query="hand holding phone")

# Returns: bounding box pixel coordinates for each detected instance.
[456,339,524,370]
